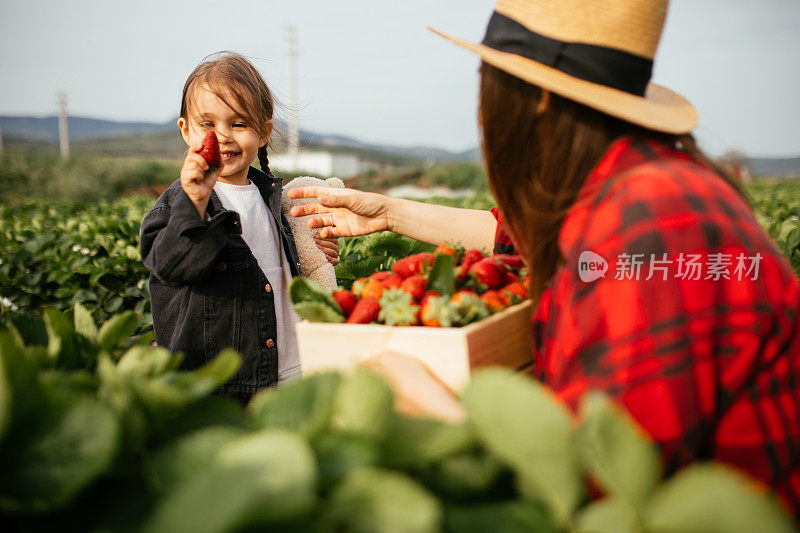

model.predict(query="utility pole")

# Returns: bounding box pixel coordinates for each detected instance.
[286,25,299,170]
[0,124,4,156]
[56,90,70,159]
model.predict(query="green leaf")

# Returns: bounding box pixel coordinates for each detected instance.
[445,500,556,533]
[0,394,120,513]
[6,314,47,347]
[142,430,318,533]
[314,432,381,491]
[97,311,139,352]
[43,308,81,368]
[294,301,345,323]
[643,463,794,533]
[332,368,394,441]
[462,368,583,523]
[0,348,10,442]
[73,302,98,342]
[149,395,248,446]
[248,372,341,438]
[574,497,640,533]
[148,426,245,492]
[786,227,800,252]
[576,392,661,509]
[289,277,340,312]
[382,416,474,468]
[320,467,442,533]
[421,451,507,499]
[426,253,455,297]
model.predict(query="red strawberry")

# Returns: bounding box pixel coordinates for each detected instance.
[493,254,525,270]
[502,281,528,300]
[450,289,477,306]
[383,275,404,289]
[392,252,435,278]
[370,271,393,283]
[420,296,458,327]
[351,277,369,298]
[480,290,506,312]
[420,290,440,308]
[460,249,484,272]
[434,244,456,256]
[346,298,381,324]
[400,275,426,301]
[469,258,507,289]
[361,279,385,300]
[332,290,358,317]
[200,131,222,168]
[379,288,420,326]
[505,272,521,285]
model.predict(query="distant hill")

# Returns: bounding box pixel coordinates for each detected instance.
[750,157,800,178]
[0,115,479,164]
[0,115,175,143]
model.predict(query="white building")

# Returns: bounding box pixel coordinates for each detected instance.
[270,149,363,178]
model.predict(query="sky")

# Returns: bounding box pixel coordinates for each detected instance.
[0,0,798,157]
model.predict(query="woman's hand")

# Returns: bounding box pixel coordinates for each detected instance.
[287,187,393,239]
[315,236,339,266]
[180,142,222,218]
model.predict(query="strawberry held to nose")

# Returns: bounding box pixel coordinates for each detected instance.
[200,131,222,169]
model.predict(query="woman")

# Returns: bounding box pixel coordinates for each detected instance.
[290,0,800,516]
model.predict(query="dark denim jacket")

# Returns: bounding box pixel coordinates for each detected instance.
[140,167,300,403]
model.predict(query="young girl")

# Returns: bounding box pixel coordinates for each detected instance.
[140,51,338,404]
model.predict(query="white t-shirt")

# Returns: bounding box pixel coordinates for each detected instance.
[213,180,301,382]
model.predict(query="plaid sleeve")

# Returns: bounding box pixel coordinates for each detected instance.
[536,153,800,514]
[490,207,517,255]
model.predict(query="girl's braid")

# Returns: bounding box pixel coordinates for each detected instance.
[258,145,273,177]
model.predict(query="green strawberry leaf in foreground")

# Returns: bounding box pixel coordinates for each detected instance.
[576,391,662,510]
[643,463,795,533]
[318,467,442,533]
[445,500,557,533]
[248,372,342,439]
[462,368,583,525]
[142,430,318,533]
[0,393,120,513]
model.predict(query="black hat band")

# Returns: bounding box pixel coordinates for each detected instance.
[481,11,653,96]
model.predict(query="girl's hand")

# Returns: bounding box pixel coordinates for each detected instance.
[287,187,392,239]
[315,236,339,266]
[180,141,222,218]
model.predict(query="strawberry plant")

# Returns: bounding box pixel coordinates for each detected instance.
[0,307,793,531]
[0,198,153,331]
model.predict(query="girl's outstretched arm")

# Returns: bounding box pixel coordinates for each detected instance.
[287,187,496,251]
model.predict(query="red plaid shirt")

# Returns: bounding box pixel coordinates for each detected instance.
[492,135,800,517]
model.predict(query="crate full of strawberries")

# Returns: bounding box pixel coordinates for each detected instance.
[290,246,534,391]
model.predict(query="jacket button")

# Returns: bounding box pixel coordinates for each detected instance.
[265,339,275,348]
[217,263,227,271]
[264,284,272,293]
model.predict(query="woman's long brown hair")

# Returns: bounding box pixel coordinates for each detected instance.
[478,62,742,300]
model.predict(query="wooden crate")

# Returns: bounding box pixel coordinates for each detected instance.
[296,300,533,392]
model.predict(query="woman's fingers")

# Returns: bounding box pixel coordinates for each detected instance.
[290,203,327,218]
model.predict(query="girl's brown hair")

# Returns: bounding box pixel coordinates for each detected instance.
[180,51,277,176]
[478,62,742,300]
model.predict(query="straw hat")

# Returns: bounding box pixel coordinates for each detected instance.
[430,0,697,134]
